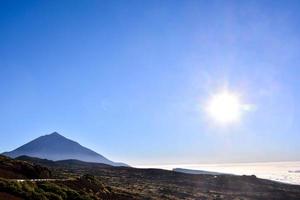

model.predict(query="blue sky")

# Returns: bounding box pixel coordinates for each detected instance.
[1,0,300,165]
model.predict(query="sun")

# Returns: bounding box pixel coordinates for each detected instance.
[206,91,242,124]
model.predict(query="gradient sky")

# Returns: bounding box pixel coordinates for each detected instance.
[1,0,300,165]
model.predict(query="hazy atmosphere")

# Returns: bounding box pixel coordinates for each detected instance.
[1,0,300,166]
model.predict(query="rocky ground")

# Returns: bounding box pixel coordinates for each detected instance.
[1,155,300,200]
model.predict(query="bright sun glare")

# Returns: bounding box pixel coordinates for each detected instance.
[206,91,242,124]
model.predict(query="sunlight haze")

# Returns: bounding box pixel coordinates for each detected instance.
[0,0,300,166]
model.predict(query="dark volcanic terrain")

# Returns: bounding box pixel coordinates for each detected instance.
[1,155,300,200]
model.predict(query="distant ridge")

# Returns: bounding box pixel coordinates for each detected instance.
[16,155,114,169]
[2,132,127,167]
[173,168,230,175]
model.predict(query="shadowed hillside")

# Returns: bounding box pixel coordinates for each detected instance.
[0,156,141,200]
[0,155,51,179]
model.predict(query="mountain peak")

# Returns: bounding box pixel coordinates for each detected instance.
[2,132,127,166]
[42,132,67,140]
[47,132,62,137]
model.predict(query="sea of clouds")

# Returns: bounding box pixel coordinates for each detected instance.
[138,161,300,185]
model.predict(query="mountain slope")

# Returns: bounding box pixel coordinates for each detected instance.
[2,132,127,166]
